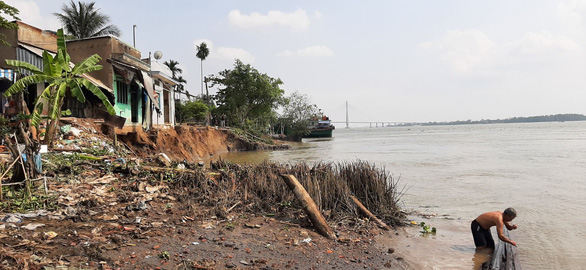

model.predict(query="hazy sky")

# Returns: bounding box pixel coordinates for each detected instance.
[6,0,586,122]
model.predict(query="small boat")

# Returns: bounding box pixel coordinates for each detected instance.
[304,116,335,138]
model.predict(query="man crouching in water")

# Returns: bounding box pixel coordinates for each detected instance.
[471,207,518,249]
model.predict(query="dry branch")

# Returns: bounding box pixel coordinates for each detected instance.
[280,174,337,240]
[350,195,391,230]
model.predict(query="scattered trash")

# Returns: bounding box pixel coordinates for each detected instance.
[126,201,148,211]
[64,207,77,217]
[115,157,126,165]
[1,214,23,223]
[44,231,58,240]
[191,242,200,245]
[157,153,172,167]
[69,127,82,137]
[60,125,71,134]
[300,238,312,243]
[22,223,45,230]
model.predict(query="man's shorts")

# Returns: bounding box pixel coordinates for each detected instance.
[471,219,495,248]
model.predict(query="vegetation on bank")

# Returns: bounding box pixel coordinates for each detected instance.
[205,160,404,225]
[417,113,586,126]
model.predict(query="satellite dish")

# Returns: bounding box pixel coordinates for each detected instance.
[153,51,163,60]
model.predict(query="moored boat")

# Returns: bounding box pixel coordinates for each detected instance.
[304,116,335,138]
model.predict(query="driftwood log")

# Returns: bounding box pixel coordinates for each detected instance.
[482,230,522,270]
[350,195,391,230]
[280,174,337,240]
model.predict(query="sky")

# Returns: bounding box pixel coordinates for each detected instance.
[5,0,586,123]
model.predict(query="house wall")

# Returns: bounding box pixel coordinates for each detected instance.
[152,79,175,126]
[67,36,146,125]
[67,37,115,88]
[16,22,57,52]
[67,37,142,89]
[0,22,56,69]
[0,28,18,69]
[113,75,143,124]
[0,22,55,116]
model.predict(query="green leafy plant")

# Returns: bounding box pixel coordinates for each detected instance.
[224,222,236,230]
[419,222,437,235]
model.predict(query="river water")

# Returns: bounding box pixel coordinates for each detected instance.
[215,121,586,269]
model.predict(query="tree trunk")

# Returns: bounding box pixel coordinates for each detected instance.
[44,119,58,148]
[280,174,337,240]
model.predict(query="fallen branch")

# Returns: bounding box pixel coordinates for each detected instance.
[226,201,241,213]
[350,195,391,231]
[280,174,337,240]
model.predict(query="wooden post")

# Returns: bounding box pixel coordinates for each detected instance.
[350,195,391,231]
[280,174,337,240]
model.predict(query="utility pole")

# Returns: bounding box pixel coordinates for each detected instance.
[133,25,137,47]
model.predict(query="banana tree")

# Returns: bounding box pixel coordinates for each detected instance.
[3,28,115,147]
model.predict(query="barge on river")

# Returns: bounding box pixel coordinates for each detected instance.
[304,116,335,138]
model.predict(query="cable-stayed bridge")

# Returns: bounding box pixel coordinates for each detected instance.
[325,101,419,128]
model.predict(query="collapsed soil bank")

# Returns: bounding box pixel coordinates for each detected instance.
[106,123,290,162]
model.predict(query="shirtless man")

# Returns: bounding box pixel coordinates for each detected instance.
[471,207,518,249]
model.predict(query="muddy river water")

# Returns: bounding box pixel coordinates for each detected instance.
[215,121,586,269]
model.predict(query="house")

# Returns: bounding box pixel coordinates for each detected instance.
[147,60,177,127]
[66,36,158,128]
[0,21,115,118]
[1,22,176,130]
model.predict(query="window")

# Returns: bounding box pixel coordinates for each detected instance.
[116,81,129,104]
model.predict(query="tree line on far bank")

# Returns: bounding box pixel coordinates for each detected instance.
[420,114,586,126]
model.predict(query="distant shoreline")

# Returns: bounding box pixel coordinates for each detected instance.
[397,113,586,127]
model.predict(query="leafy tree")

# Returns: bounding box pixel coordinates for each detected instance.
[175,99,209,124]
[53,1,121,39]
[4,29,115,147]
[0,1,19,46]
[209,59,286,130]
[280,91,322,140]
[196,42,209,97]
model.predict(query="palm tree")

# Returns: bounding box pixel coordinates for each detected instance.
[163,59,183,80]
[164,59,188,99]
[53,1,121,39]
[4,29,115,147]
[196,42,210,97]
